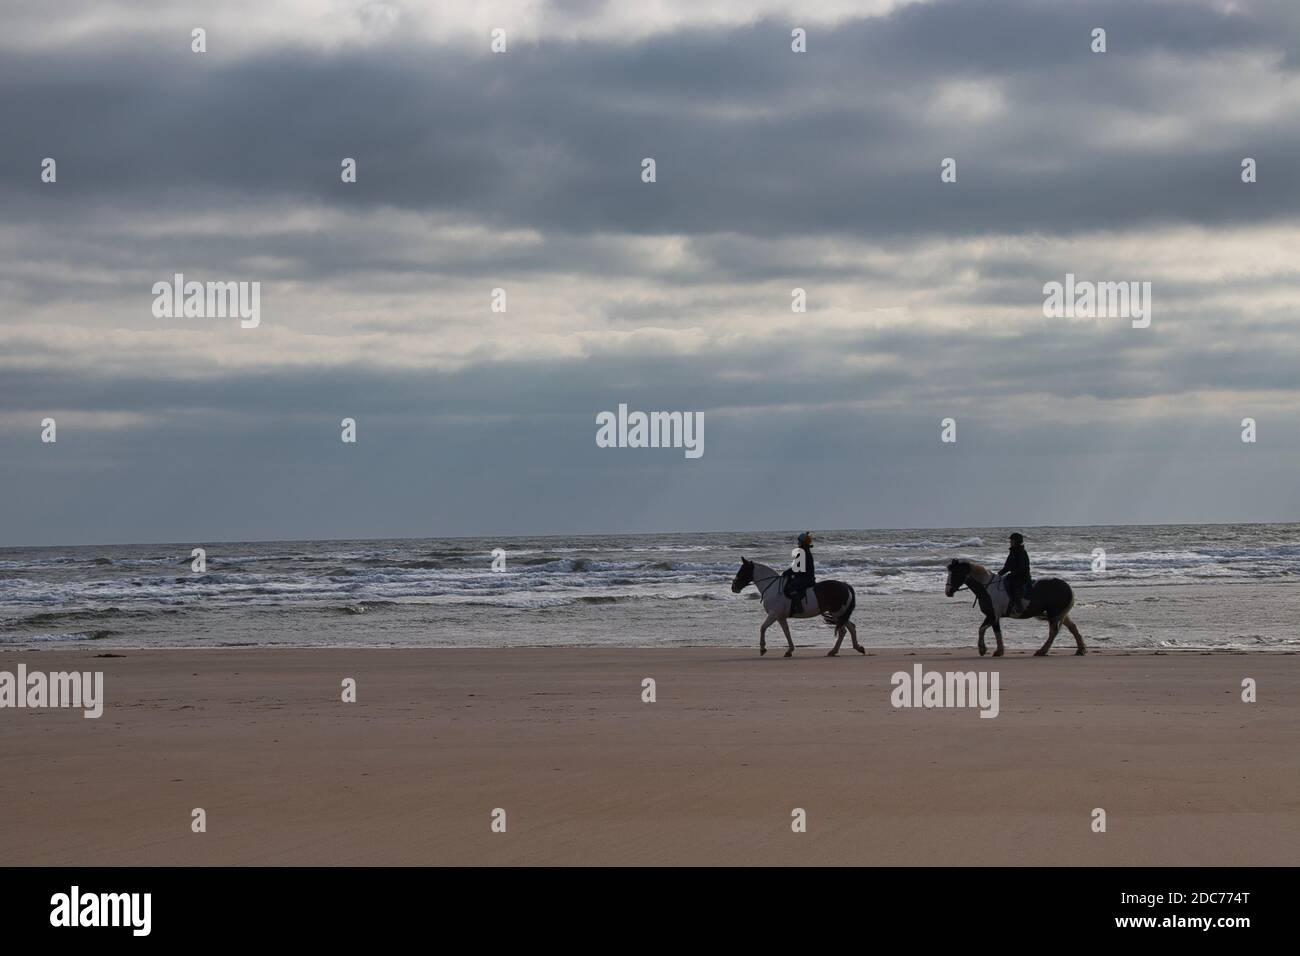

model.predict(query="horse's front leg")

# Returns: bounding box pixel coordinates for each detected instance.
[777,617,795,658]
[759,611,777,656]
[991,616,1005,657]
[977,620,988,657]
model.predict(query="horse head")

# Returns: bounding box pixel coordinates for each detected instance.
[944,559,970,597]
[731,556,755,593]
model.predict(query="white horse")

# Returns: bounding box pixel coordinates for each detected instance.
[730,558,860,657]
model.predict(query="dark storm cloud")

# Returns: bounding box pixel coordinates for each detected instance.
[2,0,1299,239]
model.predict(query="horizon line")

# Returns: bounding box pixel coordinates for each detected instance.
[3,518,1297,551]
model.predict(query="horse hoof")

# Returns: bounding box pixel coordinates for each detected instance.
[978,646,987,657]
[784,651,793,658]
[854,646,865,655]
[760,648,767,656]
[1075,648,1086,656]
[827,650,838,657]
[1034,650,1048,657]
[992,649,1004,658]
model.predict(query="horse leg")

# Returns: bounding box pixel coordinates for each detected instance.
[847,621,864,654]
[759,611,777,656]
[971,584,997,656]
[828,613,846,656]
[1063,615,1086,655]
[1035,618,1061,656]
[777,617,795,658]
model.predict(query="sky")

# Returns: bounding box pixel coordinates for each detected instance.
[2,0,1299,546]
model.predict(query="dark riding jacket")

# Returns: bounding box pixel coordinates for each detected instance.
[999,544,1030,595]
[788,545,816,593]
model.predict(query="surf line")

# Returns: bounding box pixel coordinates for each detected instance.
[0,664,104,718]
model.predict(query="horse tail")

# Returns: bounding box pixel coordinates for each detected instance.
[824,583,856,636]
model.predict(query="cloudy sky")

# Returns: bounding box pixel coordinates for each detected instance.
[2,0,1299,546]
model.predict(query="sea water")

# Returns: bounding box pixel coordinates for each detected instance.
[1,524,1297,650]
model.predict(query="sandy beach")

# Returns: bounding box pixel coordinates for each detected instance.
[1,647,1296,866]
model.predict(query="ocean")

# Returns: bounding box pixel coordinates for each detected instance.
[1,524,1297,651]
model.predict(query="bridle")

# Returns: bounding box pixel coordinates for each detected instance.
[949,563,986,608]
[738,562,784,598]
[947,562,977,606]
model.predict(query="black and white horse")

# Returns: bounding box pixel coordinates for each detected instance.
[730,558,860,657]
[944,559,1086,657]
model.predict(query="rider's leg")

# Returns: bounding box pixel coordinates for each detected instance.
[785,581,803,615]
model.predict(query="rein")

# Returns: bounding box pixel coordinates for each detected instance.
[752,567,783,597]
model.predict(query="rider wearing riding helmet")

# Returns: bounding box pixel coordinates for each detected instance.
[1000,532,1031,614]
[785,531,816,614]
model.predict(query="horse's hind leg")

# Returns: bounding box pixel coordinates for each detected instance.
[777,617,795,658]
[847,621,864,654]
[1063,615,1086,655]
[1035,618,1061,656]
[828,624,844,657]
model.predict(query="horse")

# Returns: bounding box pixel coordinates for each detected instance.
[944,559,1086,657]
[730,557,860,657]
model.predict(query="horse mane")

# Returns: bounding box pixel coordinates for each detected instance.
[952,559,992,583]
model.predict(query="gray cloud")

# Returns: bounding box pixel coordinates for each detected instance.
[2,0,1299,544]
[2,1,1299,237]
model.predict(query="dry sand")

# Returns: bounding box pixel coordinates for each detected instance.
[1,647,1296,866]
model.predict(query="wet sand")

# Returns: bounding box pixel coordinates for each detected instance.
[0,647,1296,865]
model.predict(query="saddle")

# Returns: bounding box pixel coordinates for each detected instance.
[996,573,1034,613]
[779,569,817,614]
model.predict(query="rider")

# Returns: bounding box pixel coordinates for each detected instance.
[999,532,1031,615]
[784,531,816,614]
